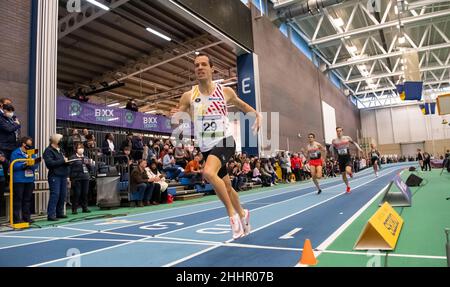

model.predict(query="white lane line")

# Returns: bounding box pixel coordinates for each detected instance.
[0,231,97,251]
[155,166,400,239]
[315,183,390,253]
[88,168,383,235]
[29,236,152,267]
[2,164,397,238]
[279,228,303,240]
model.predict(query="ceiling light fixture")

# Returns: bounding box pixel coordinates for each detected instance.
[86,0,110,11]
[146,27,171,41]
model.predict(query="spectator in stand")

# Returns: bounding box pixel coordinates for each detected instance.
[159,144,170,160]
[184,154,203,187]
[174,143,187,168]
[80,129,90,145]
[102,133,115,157]
[68,142,92,215]
[262,158,277,185]
[132,134,144,161]
[84,134,97,158]
[163,149,184,180]
[291,153,302,182]
[120,133,133,153]
[279,152,291,183]
[125,99,139,112]
[232,162,245,191]
[252,160,262,185]
[184,143,194,162]
[241,158,251,179]
[67,129,82,155]
[0,98,13,116]
[116,146,133,167]
[0,104,21,160]
[130,159,157,207]
[43,134,69,221]
[11,136,40,223]
[146,161,168,203]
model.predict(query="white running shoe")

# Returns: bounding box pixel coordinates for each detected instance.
[240,209,251,236]
[230,213,244,239]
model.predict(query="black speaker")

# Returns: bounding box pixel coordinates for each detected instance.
[405,174,423,187]
[409,166,416,172]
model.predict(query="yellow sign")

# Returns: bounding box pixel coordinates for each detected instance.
[354,202,404,250]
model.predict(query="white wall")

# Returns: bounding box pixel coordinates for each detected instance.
[361,104,450,144]
[322,101,337,145]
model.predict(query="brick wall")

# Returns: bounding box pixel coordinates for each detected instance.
[0,0,31,136]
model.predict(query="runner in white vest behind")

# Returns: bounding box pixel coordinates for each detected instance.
[331,127,363,194]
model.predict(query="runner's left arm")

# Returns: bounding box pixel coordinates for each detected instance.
[224,87,262,134]
[319,143,327,161]
[348,137,363,153]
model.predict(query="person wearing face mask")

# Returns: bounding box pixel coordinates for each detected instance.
[43,134,70,221]
[162,149,184,180]
[68,143,92,214]
[0,104,21,160]
[10,137,40,223]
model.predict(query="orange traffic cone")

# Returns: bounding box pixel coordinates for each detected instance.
[299,239,318,266]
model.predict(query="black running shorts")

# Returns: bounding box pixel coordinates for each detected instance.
[337,155,351,173]
[202,136,236,178]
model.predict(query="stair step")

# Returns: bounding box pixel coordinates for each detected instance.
[175,193,205,201]
[175,189,197,196]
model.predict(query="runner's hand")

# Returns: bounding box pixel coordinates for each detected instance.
[252,113,262,135]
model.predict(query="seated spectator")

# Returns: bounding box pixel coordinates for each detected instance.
[174,143,187,168]
[68,143,92,215]
[241,158,251,178]
[163,149,184,180]
[146,161,168,204]
[262,158,277,185]
[43,134,69,221]
[0,104,21,160]
[252,161,262,184]
[11,136,39,223]
[231,162,245,191]
[130,159,157,207]
[159,144,170,160]
[184,154,203,187]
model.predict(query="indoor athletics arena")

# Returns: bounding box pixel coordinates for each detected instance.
[1,0,450,276]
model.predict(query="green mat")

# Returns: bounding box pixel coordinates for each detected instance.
[316,169,450,267]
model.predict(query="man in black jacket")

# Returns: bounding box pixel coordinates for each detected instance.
[0,104,21,160]
[43,134,70,221]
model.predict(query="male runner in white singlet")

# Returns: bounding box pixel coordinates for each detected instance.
[369,143,381,177]
[175,53,262,239]
[331,127,363,194]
